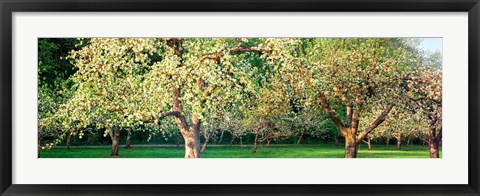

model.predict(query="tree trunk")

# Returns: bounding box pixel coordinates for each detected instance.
[66,130,72,149]
[201,129,214,154]
[386,137,390,146]
[229,135,236,146]
[395,134,402,150]
[182,126,201,158]
[176,135,182,148]
[110,127,120,156]
[218,130,224,144]
[334,136,340,146]
[366,136,372,151]
[164,39,203,158]
[344,134,358,158]
[266,138,271,147]
[407,137,411,145]
[125,128,132,149]
[319,96,394,158]
[169,93,201,158]
[429,139,439,158]
[239,136,243,147]
[296,130,304,145]
[428,126,440,158]
[253,130,259,153]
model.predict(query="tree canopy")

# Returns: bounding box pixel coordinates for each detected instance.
[38,37,442,158]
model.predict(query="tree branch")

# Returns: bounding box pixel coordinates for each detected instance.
[108,127,114,141]
[362,140,370,145]
[351,108,360,132]
[159,111,182,119]
[357,100,396,141]
[346,106,353,128]
[199,51,222,64]
[394,133,401,140]
[435,127,442,143]
[172,86,183,112]
[202,84,219,104]
[415,133,429,143]
[408,96,441,105]
[229,47,267,54]
[318,93,346,134]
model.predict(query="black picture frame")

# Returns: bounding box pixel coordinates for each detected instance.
[1,0,479,195]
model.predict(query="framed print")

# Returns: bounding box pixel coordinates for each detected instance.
[1,0,479,195]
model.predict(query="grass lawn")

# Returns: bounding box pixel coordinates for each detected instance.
[40,144,441,158]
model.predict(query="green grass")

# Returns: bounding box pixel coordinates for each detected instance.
[40,144,442,158]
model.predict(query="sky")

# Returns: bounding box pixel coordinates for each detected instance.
[419,38,442,54]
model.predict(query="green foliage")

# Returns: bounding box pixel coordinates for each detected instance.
[38,38,442,155]
[38,38,80,118]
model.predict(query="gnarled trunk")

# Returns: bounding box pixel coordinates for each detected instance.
[182,126,201,158]
[318,92,395,159]
[109,126,120,156]
[429,139,439,158]
[253,130,259,153]
[428,126,441,158]
[344,134,358,158]
[125,128,132,149]
[395,134,402,150]
[296,130,304,145]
